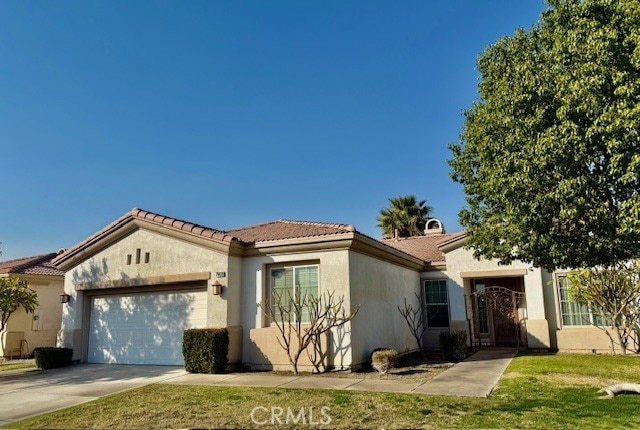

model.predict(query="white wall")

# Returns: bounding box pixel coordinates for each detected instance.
[348,250,420,366]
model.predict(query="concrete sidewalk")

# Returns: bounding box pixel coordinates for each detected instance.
[166,348,518,398]
[414,348,517,397]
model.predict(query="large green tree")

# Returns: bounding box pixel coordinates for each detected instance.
[449,0,640,270]
[377,195,433,239]
[0,277,38,333]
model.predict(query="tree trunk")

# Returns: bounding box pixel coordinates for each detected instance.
[616,326,628,355]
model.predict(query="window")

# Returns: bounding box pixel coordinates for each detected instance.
[557,276,607,326]
[270,264,319,323]
[424,279,450,328]
[474,281,489,335]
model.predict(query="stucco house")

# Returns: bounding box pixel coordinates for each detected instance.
[52,208,612,369]
[53,208,424,369]
[384,223,619,353]
[0,253,65,358]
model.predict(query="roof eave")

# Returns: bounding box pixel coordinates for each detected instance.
[54,217,241,272]
[422,261,447,272]
[240,232,425,270]
[437,234,468,253]
[242,233,355,257]
[351,233,427,271]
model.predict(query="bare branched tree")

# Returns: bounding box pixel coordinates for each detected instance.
[568,260,640,354]
[260,289,359,374]
[398,292,428,352]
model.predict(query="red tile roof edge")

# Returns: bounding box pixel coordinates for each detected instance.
[278,219,356,232]
[0,252,64,276]
[131,208,232,242]
[53,207,426,269]
[225,219,357,243]
[53,208,235,267]
[380,231,467,264]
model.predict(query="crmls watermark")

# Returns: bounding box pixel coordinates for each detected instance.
[250,406,332,426]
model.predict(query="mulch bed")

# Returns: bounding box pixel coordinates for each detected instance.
[267,350,463,383]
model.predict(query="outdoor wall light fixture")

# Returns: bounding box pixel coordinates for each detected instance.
[60,293,71,304]
[211,280,223,296]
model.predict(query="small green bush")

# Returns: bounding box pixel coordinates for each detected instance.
[183,328,229,373]
[371,348,398,374]
[440,330,468,360]
[33,347,73,369]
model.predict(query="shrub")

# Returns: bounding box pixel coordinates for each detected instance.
[440,331,468,360]
[183,328,229,374]
[33,347,73,369]
[371,348,398,374]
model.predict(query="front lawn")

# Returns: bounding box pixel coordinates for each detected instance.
[6,353,640,429]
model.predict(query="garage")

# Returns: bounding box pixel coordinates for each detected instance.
[88,289,208,365]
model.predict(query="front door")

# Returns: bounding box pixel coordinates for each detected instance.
[469,278,527,347]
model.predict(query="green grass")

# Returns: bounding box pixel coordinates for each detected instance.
[0,359,35,372]
[6,353,640,429]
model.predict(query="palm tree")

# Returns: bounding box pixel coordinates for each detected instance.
[377,195,433,239]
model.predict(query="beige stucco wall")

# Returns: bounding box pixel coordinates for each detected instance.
[555,327,624,353]
[348,250,420,367]
[546,271,627,353]
[421,269,458,349]
[58,228,233,362]
[441,246,552,349]
[542,270,559,348]
[1,275,63,357]
[240,249,352,371]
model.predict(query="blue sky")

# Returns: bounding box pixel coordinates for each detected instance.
[0,1,545,260]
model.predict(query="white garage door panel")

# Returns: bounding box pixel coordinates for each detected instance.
[88,290,207,365]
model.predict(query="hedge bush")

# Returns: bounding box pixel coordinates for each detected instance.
[440,330,468,360]
[371,348,398,374]
[33,347,73,369]
[183,328,229,373]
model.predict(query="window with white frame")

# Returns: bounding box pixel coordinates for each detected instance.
[557,276,607,326]
[424,279,450,328]
[270,264,319,323]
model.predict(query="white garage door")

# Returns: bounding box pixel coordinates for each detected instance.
[88,289,208,365]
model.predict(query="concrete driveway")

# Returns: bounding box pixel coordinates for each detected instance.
[0,364,185,425]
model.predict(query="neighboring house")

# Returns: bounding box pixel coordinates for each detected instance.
[52,208,614,369]
[0,253,65,358]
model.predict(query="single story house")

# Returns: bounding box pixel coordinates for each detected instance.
[53,208,613,369]
[384,222,616,354]
[0,253,65,358]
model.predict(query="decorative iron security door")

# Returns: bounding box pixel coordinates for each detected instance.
[469,286,527,347]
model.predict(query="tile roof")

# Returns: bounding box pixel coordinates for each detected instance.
[53,208,234,268]
[381,232,464,263]
[227,219,356,243]
[131,208,232,241]
[0,253,64,277]
[53,208,423,270]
